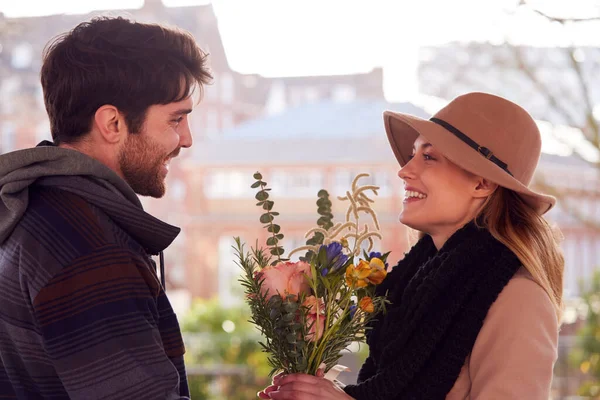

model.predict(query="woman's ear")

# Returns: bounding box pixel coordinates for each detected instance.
[473,178,498,199]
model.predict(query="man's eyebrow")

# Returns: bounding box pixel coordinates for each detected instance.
[169,108,193,117]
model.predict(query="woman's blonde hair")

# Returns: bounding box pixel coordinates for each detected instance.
[415,187,564,321]
[476,188,564,321]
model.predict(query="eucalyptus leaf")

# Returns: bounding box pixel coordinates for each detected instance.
[270,247,285,256]
[256,191,269,201]
[267,224,281,234]
[284,302,298,313]
[286,333,297,344]
[260,213,274,223]
[253,172,263,180]
[267,237,278,246]
[283,313,295,322]
[251,181,262,188]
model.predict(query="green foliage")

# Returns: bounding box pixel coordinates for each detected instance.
[180,298,271,400]
[236,171,389,378]
[252,172,288,265]
[233,238,309,375]
[301,190,335,263]
[235,236,387,376]
[570,270,600,398]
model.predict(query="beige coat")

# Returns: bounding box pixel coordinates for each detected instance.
[446,267,559,399]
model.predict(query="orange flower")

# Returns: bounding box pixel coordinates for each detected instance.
[366,258,387,285]
[359,297,375,313]
[257,261,312,300]
[345,260,371,288]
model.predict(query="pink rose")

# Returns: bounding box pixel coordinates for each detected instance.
[303,295,325,315]
[257,261,312,301]
[306,313,326,342]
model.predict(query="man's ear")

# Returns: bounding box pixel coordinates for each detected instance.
[93,105,127,144]
[473,178,498,199]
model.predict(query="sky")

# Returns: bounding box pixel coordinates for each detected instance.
[2,0,600,88]
[2,1,599,87]
[1,0,599,160]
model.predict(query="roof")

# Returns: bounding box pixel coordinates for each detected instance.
[192,99,428,166]
[219,98,428,139]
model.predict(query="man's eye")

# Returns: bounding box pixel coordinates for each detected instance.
[172,117,184,125]
[423,154,435,161]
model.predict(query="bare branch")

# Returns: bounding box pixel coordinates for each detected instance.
[512,47,579,127]
[534,176,600,232]
[528,7,600,23]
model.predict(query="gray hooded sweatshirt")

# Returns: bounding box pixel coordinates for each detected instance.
[0,141,190,399]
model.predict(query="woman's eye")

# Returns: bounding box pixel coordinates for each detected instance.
[423,153,435,161]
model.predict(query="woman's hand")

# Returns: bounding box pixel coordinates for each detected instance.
[267,373,354,400]
[257,372,285,399]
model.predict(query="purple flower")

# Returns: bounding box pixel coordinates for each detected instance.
[369,251,388,267]
[349,304,357,319]
[324,242,348,272]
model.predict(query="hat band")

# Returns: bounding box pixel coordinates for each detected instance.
[429,117,513,177]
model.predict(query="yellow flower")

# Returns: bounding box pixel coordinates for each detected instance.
[340,237,349,249]
[345,260,371,288]
[359,297,375,313]
[366,258,387,285]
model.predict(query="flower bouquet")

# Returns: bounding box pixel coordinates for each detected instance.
[234,172,390,377]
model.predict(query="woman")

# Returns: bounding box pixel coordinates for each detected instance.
[260,92,564,399]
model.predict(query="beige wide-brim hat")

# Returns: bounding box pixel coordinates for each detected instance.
[384,92,556,215]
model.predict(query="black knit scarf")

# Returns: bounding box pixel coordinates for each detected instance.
[344,222,522,400]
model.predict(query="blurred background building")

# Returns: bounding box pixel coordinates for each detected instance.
[1,1,599,398]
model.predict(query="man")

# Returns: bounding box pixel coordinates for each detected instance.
[0,16,211,399]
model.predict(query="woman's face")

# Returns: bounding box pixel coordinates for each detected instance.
[398,135,492,244]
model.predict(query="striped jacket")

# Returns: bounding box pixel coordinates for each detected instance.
[0,145,190,399]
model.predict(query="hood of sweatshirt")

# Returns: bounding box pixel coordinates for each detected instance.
[0,141,179,253]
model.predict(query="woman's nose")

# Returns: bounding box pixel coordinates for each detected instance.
[398,160,416,181]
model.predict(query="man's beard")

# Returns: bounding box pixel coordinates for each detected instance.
[118,134,173,198]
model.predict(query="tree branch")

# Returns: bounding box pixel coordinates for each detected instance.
[534,175,600,232]
[529,7,600,23]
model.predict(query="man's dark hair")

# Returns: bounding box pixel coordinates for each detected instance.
[40,16,212,144]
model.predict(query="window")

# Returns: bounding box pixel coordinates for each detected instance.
[218,236,243,307]
[205,72,219,100]
[221,111,234,131]
[205,109,219,137]
[169,179,187,201]
[304,87,320,103]
[11,42,33,69]
[221,73,234,104]
[0,76,21,114]
[333,169,391,198]
[332,85,356,103]
[36,120,50,143]
[283,235,310,261]
[204,170,255,199]
[562,235,579,298]
[167,232,187,287]
[270,170,324,198]
[1,122,16,153]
